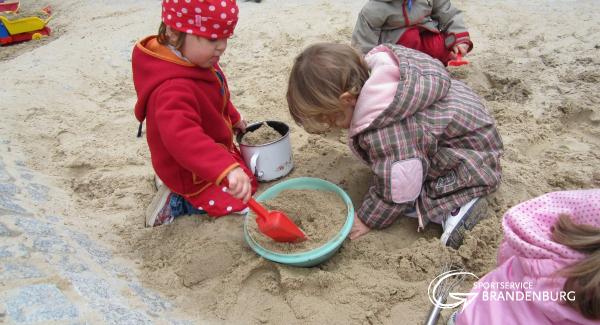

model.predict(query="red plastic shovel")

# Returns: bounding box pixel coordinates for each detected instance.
[222,178,308,243]
[448,52,469,67]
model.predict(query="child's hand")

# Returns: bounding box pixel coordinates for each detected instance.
[225,167,252,204]
[451,43,470,57]
[349,213,371,240]
[233,119,248,135]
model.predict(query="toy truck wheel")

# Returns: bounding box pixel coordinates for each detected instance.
[32,33,43,40]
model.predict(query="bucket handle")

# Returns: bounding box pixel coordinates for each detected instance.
[250,153,264,178]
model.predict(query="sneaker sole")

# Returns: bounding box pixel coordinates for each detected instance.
[154,175,164,190]
[447,198,489,249]
[145,184,170,228]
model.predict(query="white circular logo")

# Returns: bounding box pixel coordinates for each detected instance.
[428,270,480,310]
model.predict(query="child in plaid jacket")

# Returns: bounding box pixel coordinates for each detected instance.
[286,43,503,248]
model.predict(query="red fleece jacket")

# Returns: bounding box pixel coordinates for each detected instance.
[132,36,243,196]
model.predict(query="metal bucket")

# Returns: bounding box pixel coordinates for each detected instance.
[236,120,294,182]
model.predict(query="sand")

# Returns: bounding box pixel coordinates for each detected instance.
[240,123,283,146]
[1,0,599,324]
[247,188,347,253]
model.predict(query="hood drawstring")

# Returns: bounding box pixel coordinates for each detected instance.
[215,70,225,95]
[416,203,424,232]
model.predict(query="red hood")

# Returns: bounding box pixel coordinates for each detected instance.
[132,36,219,123]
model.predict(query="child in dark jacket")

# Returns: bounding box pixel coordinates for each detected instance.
[352,0,473,66]
[132,0,258,227]
[286,43,503,248]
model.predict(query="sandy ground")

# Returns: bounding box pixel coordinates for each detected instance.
[1,0,599,324]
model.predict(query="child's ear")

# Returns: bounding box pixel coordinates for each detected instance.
[339,92,357,106]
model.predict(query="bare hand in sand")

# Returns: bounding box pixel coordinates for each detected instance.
[224,167,252,203]
[349,213,371,240]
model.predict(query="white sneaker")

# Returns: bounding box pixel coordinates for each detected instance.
[154,174,164,190]
[440,197,488,249]
[145,184,172,228]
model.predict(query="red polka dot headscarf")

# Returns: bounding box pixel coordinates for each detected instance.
[162,0,239,39]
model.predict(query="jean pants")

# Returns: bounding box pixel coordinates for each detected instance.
[170,193,206,219]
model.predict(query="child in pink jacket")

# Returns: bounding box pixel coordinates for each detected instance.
[450,189,600,325]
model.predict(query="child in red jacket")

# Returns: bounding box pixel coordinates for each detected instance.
[132,0,258,227]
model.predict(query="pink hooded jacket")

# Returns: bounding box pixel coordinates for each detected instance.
[456,189,600,325]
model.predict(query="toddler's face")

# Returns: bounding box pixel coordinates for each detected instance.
[179,34,228,68]
[315,105,354,131]
[337,105,354,129]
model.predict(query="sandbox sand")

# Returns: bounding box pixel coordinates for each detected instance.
[247,188,347,254]
[1,0,599,324]
[240,123,283,146]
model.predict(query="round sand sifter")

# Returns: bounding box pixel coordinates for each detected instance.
[221,178,308,243]
[244,178,355,267]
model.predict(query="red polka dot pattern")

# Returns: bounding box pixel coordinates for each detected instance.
[162,0,239,39]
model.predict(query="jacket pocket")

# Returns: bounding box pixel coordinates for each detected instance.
[390,158,423,204]
[425,162,473,199]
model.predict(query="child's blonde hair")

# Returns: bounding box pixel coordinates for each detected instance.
[157,22,186,50]
[552,214,600,319]
[286,43,369,133]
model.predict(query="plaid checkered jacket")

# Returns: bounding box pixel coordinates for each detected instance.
[348,44,503,230]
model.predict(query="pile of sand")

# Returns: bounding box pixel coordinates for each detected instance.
[247,188,347,253]
[240,123,283,146]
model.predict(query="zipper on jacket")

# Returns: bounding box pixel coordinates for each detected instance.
[212,67,233,149]
[403,1,410,26]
